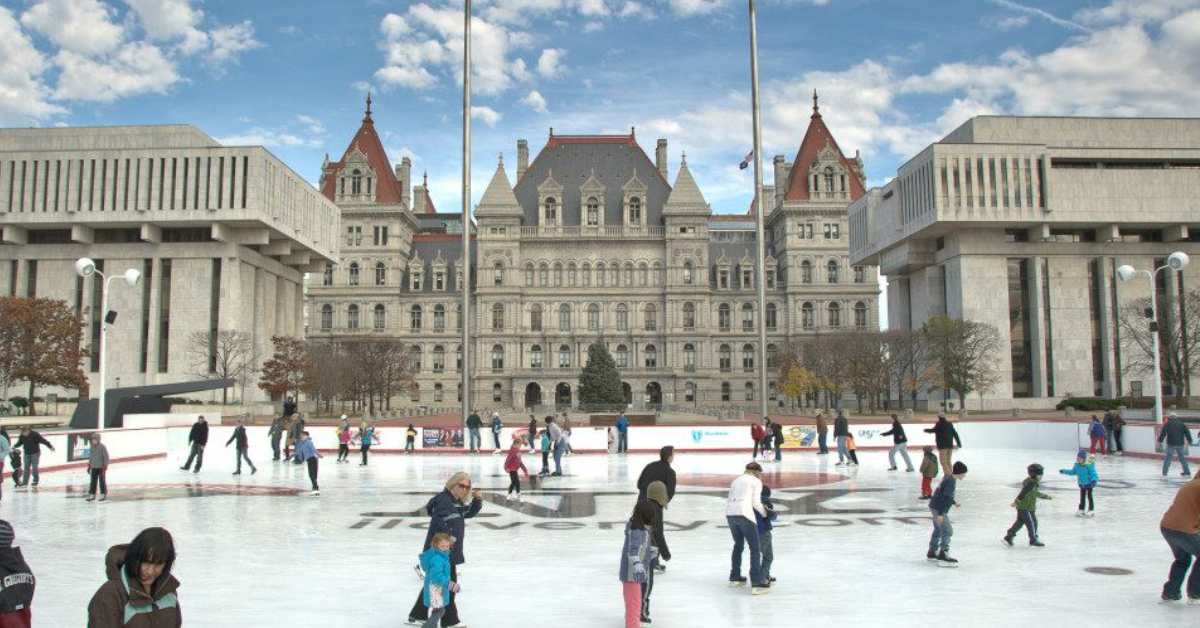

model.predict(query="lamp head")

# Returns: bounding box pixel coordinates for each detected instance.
[1168,251,1190,272]
[74,257,96,278]
[122,268,141,287]
[1116,264,1137,282]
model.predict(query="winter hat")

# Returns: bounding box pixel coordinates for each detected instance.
[0,520,13,548]
[1077,448,1087,459]
[1027,463,1044,477]
[952,461,968,475]
[647,481,669,509]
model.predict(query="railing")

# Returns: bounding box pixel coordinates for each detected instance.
[519,225,665,239]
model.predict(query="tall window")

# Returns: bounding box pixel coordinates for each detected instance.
[456,304,463,331]
[351,169,362,195]
[683,302,696,329]
[828,302,841,327]
[623,263,634,286]
[801,260,812,284]
[373,304,385,330]
[348,263,360,286]
[616,344,629,368]
[683,261,694,285]
[766,303,777,330]
[741,303,754,331]
[616,304,629,331]
[582,263,591,287]
[639,263,648,286]
[744,382,754,401]
[684,343,696,371]
[824,166,834,193]
[587,303,600,331]
[456,345,463,371]
[629,197,642,223]
[558,344,571,368]
[530,345,543,369]
[644,345,657,369]
[491,344,504,369]
[432,346,445,373]
[568,263,577,286]
[494,261,504,286]
[539,263,549,286]
[1008,258,1034,398]
[320,304,332,330]
[553,263,563,287]
[854,301,868,328]
[348,304,360,329]
[586,197,600,226]
[741,267,753,289]
[721,382,731,402]
[410,305,422,330]
[854,265,866,283]
[719,344,732,372]
[531,304,543,331]
[525,263,535,287]
[644,304,657,331]
[434,383,444,402]
[375,262,386,286]
[559,304,571,331]
[492,303,504,331]
[434,305,446,331]
[718,304,731,331]
[827,260,839,284]
[742,344,754,371]
[767,344,778,368]
[801,302,814,329]
[544,197,557,222]
[597,262,606,287]
[685,382,695,403]
[322,263,333,286]
[492,382,502,402]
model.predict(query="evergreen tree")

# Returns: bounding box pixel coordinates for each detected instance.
[578,342,624,409]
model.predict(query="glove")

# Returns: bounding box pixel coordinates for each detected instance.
[632,562,646,580]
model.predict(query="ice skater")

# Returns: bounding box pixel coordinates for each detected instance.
[1159,413,1194,477]
[816,411,829,455]
[420,533,458,628]
[225,418,257,475]
[1004,463,1050,547]
[927,461,967,565]
[504,437,531,498]
[466,410,482,453]
[756,484,779,586]
[527,415,538,453]
[15,427,54,488]
[288,414,306,461]
[538,429,552,477]
[1103,410,1125,455]
[268,414,285,461]
[1060,449,1099,517]
[0,429,9,502]
[178,415,208,474]
[640,481,671,623]
[406,472,483,626]
[406,424,418,453]
[751,421,766,459]
[1,427,20,488]
[87,527,180,626]
[0,520,35,626]
[882,414,914,471]
[1159,471,1200,603]
[86,433,109,503]
[725,462,769,594]
[924,414,962,476]
[490,412,504,452]
[292,431,321,496]
[354,421,379,466]
[770,420,784,463]
[919,446,938,499]
[547,417,566,476]
[616,412,630,454]
[846,434,860,466]
[620,499,658,628]
[1088,415,1107,455]
[833,410,850,465]
[336,415,352,463]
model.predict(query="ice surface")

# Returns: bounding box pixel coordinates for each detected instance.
[11,446,1200,626]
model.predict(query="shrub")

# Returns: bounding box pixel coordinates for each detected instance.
[1055,397,1123,411]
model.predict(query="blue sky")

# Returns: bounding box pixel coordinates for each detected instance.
[3,0,1200,214]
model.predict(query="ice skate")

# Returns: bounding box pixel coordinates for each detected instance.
[310,490,320,496]
[751,585,770,595]
[85,495,95,502]
[98,495,107,502]
[728,576,747,587]
[1030,540,1045,547]
[926,550,938,562]
[1002,536,1013,547]
[936,551,958,567]
[1076,510,1087,517]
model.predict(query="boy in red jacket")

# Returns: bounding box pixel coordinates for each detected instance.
[751,423,765,459]
[505,438,531,499]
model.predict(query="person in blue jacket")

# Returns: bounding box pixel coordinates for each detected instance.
[1060,449,1100,517]
[408,472,483,627]
[419,532,458,628]
[928,461,968,565]
[755,485,779,585]
[616,413,630,454]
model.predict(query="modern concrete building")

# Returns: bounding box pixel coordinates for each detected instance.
[0,124,340,401]
[850,116,1200,409]
[309,95,879,412]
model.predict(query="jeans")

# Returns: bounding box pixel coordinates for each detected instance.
[406,437,415,452]
[774,441,782,462]
[541,450,550,474]
[889,443,914,470]
[182,444,205,471]
[1006,510,1038,542]
[727,515,764,585]
[622,581,642,628]
[1106,429,1123,453]
[640,556,657,618]
[234,448,256,473]
[836,436,848,463]
[760,530,774,581]
[1162,527,1200,599]
[508,470,522,494]
[411,562,459,625]
[361,445,371,465]
[818,432,828,454]
[929,510,953,554]
[553,441,565,474]
[89,468,107,496]
[492,431,501,450]
[22,452,40,486]
[1163,445,1192,476]
[423,608,446,628]
[306,458,319,490]
[618,432,628,453]
[270,436,281,460]
[1079,486,1095,511]
[468,428,481,451]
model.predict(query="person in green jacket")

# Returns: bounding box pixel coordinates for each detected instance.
[1004,463,1052,547]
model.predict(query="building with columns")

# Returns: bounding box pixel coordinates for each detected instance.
[849,115,1200,409]
[309,95,879,411]
[0,124,339,401]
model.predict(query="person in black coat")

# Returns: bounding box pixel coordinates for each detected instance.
[833,410,851,465]
[924,414,962,475]
[771,421,785,462]
[226,418,256,475]
[0,520,34,626]
[408,472,483,627]
[881,414,914,471]
[180,416,209,473]
[15,428,54,487]
[282,397,297,419]
[637,446,677,502]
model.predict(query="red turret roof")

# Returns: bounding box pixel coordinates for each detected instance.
[782,92,866,202]
[320,94,408,207]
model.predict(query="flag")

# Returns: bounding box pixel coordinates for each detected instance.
[739,150,754,170]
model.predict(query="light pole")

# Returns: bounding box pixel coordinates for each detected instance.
[461,0,473,431]
[746,0,769,421]
[1116,251,1190,424]
[74,258,141,431]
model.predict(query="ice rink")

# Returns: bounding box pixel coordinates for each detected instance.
[10,444,1199,626]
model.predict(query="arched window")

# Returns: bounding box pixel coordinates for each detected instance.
[351,169,362,195]
[558,344,571,368]
[582,263,591,287]
[823,166,834,192]
[348,262,360,286]
[553,262,563,287]
[827,260,839,284]
[610,262,619,286]
[766,303,778,330]
[539,263,549,286]
[530,304,543,331]
[684,343,696,371]
[525,262,535,287]
[682,302,696,329]
[373,304,385,330]
[742,343,754,370]
[455,303,463,331]
[685,381,696,403]
[491,344,504,369]
[558,304,571,331]
[828,302,841,327]
[494,261,504,286]
[615,344,629,368]
[767,343,778,368]
[741,303,754,331]
[587,303,600,331]
[629,196,642,223]
[434,304,446,331]
[719,344,732,372]
[410,305,422,331]
[596,262,606,287]
[492,303,504,331]
[638,262,648,286]
[492,382,502,402]
[855,301,868,328]
[623,262,634,286]
[801,302,814,329]
[616,303,629,331]
[586,197,600,226]
[644,344,657,369]
[745,382,754,401]
[721,381,731,402]
[718,303,731,331]
[411,346,424,372]
[644,304,657,331]
[530,345,543,369]
[375,262,386,286]
[854,265,866,284]
[348,304,360,329]
[322,263,333,286]
[456,345,463,371]
[320,304,332,330]
[683,261,694,285]
[801,260,812,284]
[434,383,444,402]
[544,197,557,222]
[567,262,577,286]
[432,346,445,372]
[652,261,662,285]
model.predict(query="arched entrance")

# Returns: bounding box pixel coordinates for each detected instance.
[524,383,542,408]
[555,383,572,409]
[622,382,632,405]
[645,382,662,408]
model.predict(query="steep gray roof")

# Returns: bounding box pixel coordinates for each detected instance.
[402,238,476,293]
[476,158,522,216]
[664,156,709,213]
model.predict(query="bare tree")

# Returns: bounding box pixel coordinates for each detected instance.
[1118,289,1200,400]
[882,329,933,409]
[924,316,1003,408]
[188,330,255,404]
[843,330,888,413]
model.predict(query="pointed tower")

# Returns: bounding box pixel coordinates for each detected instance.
[663,154,711,290]
[781,90,866,205]
[476,156,522,219]
[320,93,408,207]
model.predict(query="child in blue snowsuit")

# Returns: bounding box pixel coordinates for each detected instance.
[420,532,458,628]
[755,485,780,584]
[1060,448,1099,516]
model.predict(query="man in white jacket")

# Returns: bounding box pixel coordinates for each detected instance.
[725,461,769,594]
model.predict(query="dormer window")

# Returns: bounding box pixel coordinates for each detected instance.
[824,166,835,193]
[586,197,600,226]
[412,271,423,291]
[545,197,557,223]
[351,169,363,195]
[629,197,642,224]
[435,272,445,290]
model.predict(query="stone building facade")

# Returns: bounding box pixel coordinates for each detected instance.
[849,115,1200,409]
[0,124,339,401]
[309,97,879,411]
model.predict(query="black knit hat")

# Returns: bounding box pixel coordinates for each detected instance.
[952,461,968,475]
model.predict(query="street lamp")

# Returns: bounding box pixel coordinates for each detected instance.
[75,257,141,431]
[1116,251,1190,424]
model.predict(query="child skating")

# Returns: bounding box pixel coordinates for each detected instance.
[927,461,967,566]
[1004,463,1051,547]
[336,418,352,463]
[504,437,531,499]
[538,429,552,477]
[846,435,860,466]
[756,484,779,586]
[420,532,459,628]
[919,446,938,500]
[1060,449,1099,517]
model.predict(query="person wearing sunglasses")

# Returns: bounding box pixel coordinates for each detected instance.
[407,472,483,626]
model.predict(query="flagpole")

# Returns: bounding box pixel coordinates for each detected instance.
[461,0,473,432]
[748,0,769,422]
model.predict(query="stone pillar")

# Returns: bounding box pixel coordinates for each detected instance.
[517,140,529,180]
[656,139,668,179]
[396,157,412,208]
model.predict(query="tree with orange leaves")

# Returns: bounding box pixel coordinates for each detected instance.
[0,296,88,415]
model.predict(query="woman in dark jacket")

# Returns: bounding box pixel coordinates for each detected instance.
[408,472,483,627]
[924,414,962,475]
[87,527,180,628]
[881,414,914,471]
[0,520,34,628]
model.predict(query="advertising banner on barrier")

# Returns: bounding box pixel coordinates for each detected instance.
[422,428,463,448]
[782,425,818,448]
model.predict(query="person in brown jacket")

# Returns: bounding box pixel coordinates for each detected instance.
[815,413,829,454]
[87,528,181,627]
[1160,473,1200,602]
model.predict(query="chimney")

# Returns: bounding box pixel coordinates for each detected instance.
[396,157,412,208]
[773,155,788,206]
[517,139,529,180]
[656,139,668,178]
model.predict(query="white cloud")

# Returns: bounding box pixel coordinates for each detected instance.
[521,90,548,113]
[537,48,566,78]
[987,0,1091,31]
[1076,0,1200,25]
[576,0,610,17]
[511,58,533,82]
[0,7,63,124]
[278,25,301,36]
[376,65,439,90]
[667,0,727,16]
[296,114,326,136]
[21,0,125,56]
[583,21,606,32]
[471,105,503,126]
[124,0,209,54]
[208,20,262,64]
[217,130,318,148]
[53,41,179,102]
[619,1,654,18]
[992,14,1031,30]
